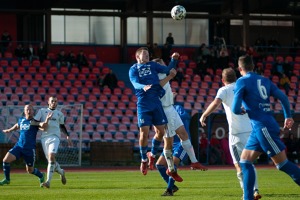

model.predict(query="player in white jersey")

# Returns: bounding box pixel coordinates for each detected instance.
[147,58,208,172]
[199,68,261,200]
[34,96,72,188]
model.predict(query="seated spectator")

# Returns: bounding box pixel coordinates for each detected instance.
[279,73,292,95]
[283,57,293,78]
[24,43,38,63]
[272,58,284,76]
[173,67,184,86]
[56,50,70,69]
[14,43,27,64]
[76,50,88,70]
[67,51,77,67]
[101,69,118,91]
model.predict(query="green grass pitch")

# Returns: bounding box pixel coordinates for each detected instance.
[0,167,299,200]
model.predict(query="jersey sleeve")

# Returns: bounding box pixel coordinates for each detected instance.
[232,79,244,114]
[129,65,145,90]
[34,109,42,121]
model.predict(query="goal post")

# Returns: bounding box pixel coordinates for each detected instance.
[0,104,83,167]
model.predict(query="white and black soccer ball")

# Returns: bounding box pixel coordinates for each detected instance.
[171,5,186,20]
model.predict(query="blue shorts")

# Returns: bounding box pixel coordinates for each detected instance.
[245,123,285,157]
[161,142,188,162]
[137,104,168,127]
[9,145,36,167]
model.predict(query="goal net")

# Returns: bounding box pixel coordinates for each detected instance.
[0,104,83,167]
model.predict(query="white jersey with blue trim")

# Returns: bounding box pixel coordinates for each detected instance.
[158,73,174,107]
[34,108,65,139]
[216,82,252,135]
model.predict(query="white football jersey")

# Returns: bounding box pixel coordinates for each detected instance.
[158,73,174,107]
[34,108,65,139]
[216,82,252,135]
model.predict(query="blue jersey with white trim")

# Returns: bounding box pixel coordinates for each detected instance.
[232,72,292,126]
[129,59,177,112]
[16,117,39,149]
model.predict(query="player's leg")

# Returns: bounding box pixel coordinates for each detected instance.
[163,137,183,182]
[139,126,150,175]
[24,149,45,187]
[147,125,165,170]
[0,150,17,185]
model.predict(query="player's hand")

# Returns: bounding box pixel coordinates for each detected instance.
[199,115,206,127]
[2,129,9,133]
[169,68,177,78]
[171,52,180,60]
[284,118,294,130]
[143,84,152,92]
[66,136,73,148]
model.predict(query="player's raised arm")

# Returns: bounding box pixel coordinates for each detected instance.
[159,68,177,87]
[3,123,19,133]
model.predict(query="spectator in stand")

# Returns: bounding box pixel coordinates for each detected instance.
[272,58,284,77]
[254,36,266,56]
[279,73,293,95]
[14,43,27,65]
[25,44,37,63]
[199,133,208,163]
[209,133,224,164]
[218,47,229,69]
[162,43,171,64]
[101,69,118,91]
[1,30,12,56]
[76,50,88,70]
[267,37,280,55]
[283,57,293,78]
[290,37,300,56]
[56,50,70,70]
[152,43,162,59]
[220,133,233,165]
[37,42,47,64]
[67,51,77,67]
[285,133,300,164]
[166,33,174,47]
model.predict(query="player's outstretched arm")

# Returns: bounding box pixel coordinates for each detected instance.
[199,98,222,127]
[159,68,177,87]
[39,112,53,129]
[3,123,19,133]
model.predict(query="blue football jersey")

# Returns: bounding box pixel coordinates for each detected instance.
[16,117,39,149]
[232,72,291,125]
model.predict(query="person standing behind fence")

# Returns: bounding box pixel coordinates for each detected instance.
[199,68,261,199]
[0,104,52,187]
[34,96,72,188]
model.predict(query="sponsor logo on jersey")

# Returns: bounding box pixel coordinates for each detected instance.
[138,66,152,77]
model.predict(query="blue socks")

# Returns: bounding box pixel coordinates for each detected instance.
[151,138,161,157]
[276,159,300,185]
[31,168,43,178]
[156,164,176,190]
[140,146,148,161]
[3,162,10,181]
[240,160,255,200]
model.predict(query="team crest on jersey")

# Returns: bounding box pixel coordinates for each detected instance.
[138,66,152,77]
[20,120,30,130]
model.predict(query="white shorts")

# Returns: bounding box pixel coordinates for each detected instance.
[41,135,61,160]
[229,132,251,164]
[163,105,184,138]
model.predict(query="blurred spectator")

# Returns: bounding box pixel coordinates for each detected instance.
[272,58,284,77]
[267,37,280,55]
[14,43,27,64]
[283,57,294,78]
[218,47,229,69]
[285,133,300,164]
[25,43,38,63]
[199,133,208,163]
[67,51,77,67]
[209,133,224,165]
[37,42,47,64]
[290,37,300,56]
[220,133,233,165]
[146,42,154,60]
[165,32,174,46]
[1,30,12,56]
[101,69,118,91]
[279,73,292,95]
[56,50,70,69]
[162,43,171,64]
[254,35,266,55]
[76,50,88,70]
[152,43,162,59]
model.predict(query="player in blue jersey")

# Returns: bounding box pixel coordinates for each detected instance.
[232,55,300,200]
[0,104,52,186]
[156,104,191,196]
[129,47,182,181]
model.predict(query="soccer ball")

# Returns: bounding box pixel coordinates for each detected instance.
[171,5,186,20]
